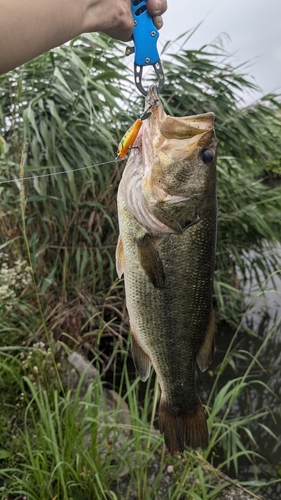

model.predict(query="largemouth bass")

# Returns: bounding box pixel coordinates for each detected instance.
[116,87,217,453]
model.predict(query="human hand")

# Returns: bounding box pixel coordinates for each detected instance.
[83,0,167,42]
[0,0,167,73]
[147,0,167,30]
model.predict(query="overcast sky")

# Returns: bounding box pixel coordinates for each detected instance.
[159,0,281,103]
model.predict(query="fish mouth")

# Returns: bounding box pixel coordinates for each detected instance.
[119,88,217,235]
[143,87,216,166]
[138,91,217,227]
[160,117,215,159]
[146,85,215,138]
[160,113,215,140]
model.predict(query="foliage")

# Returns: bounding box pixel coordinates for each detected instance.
[0,302,280,499]
[0,34,130,312]
[1,31,281,498]
[1,34,281,324]
[157,37,281,320]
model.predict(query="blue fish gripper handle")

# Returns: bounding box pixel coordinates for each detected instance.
[131,0,160,66]
[130,0,165,95]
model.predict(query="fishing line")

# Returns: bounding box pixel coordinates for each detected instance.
[0,158,122,186]
[0,38,181,189]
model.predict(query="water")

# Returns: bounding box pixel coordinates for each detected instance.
[201,257,281,499]
[241,265,281,498]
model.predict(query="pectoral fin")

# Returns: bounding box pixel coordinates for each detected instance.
[196,309,216,372]
[131,330,151,382]
[136,234,165,289]
[116,235,125,278]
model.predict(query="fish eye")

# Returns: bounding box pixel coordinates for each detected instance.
[200,149,214,164]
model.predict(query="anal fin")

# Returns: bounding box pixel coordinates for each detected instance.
[196,308,216,372]
[136,234,165,289]
[131,330,151,382]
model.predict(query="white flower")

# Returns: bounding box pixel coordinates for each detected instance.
[0,253,32,309]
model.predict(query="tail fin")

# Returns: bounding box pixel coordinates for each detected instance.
[159,397,208,454]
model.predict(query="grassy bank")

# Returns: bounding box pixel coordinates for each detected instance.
[0,290,280,499]
[1,33,281,498]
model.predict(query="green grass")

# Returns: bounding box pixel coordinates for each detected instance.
[0,295,280,499]
[1,33,281,326]
[1,31,281,499]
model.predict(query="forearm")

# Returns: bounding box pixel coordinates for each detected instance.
[0,0,167,74]
[0,0,133,74]
[0,0,84,73]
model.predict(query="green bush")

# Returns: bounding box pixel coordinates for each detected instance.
[1,34,281,325]
[1,33,281,498]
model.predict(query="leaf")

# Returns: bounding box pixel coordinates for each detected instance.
[0,450,12,460]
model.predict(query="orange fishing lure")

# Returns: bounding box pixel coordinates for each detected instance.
[116,110,152,160]
[116,118,143,159]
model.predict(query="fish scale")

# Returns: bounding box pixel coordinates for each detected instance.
[116,87,217,453]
